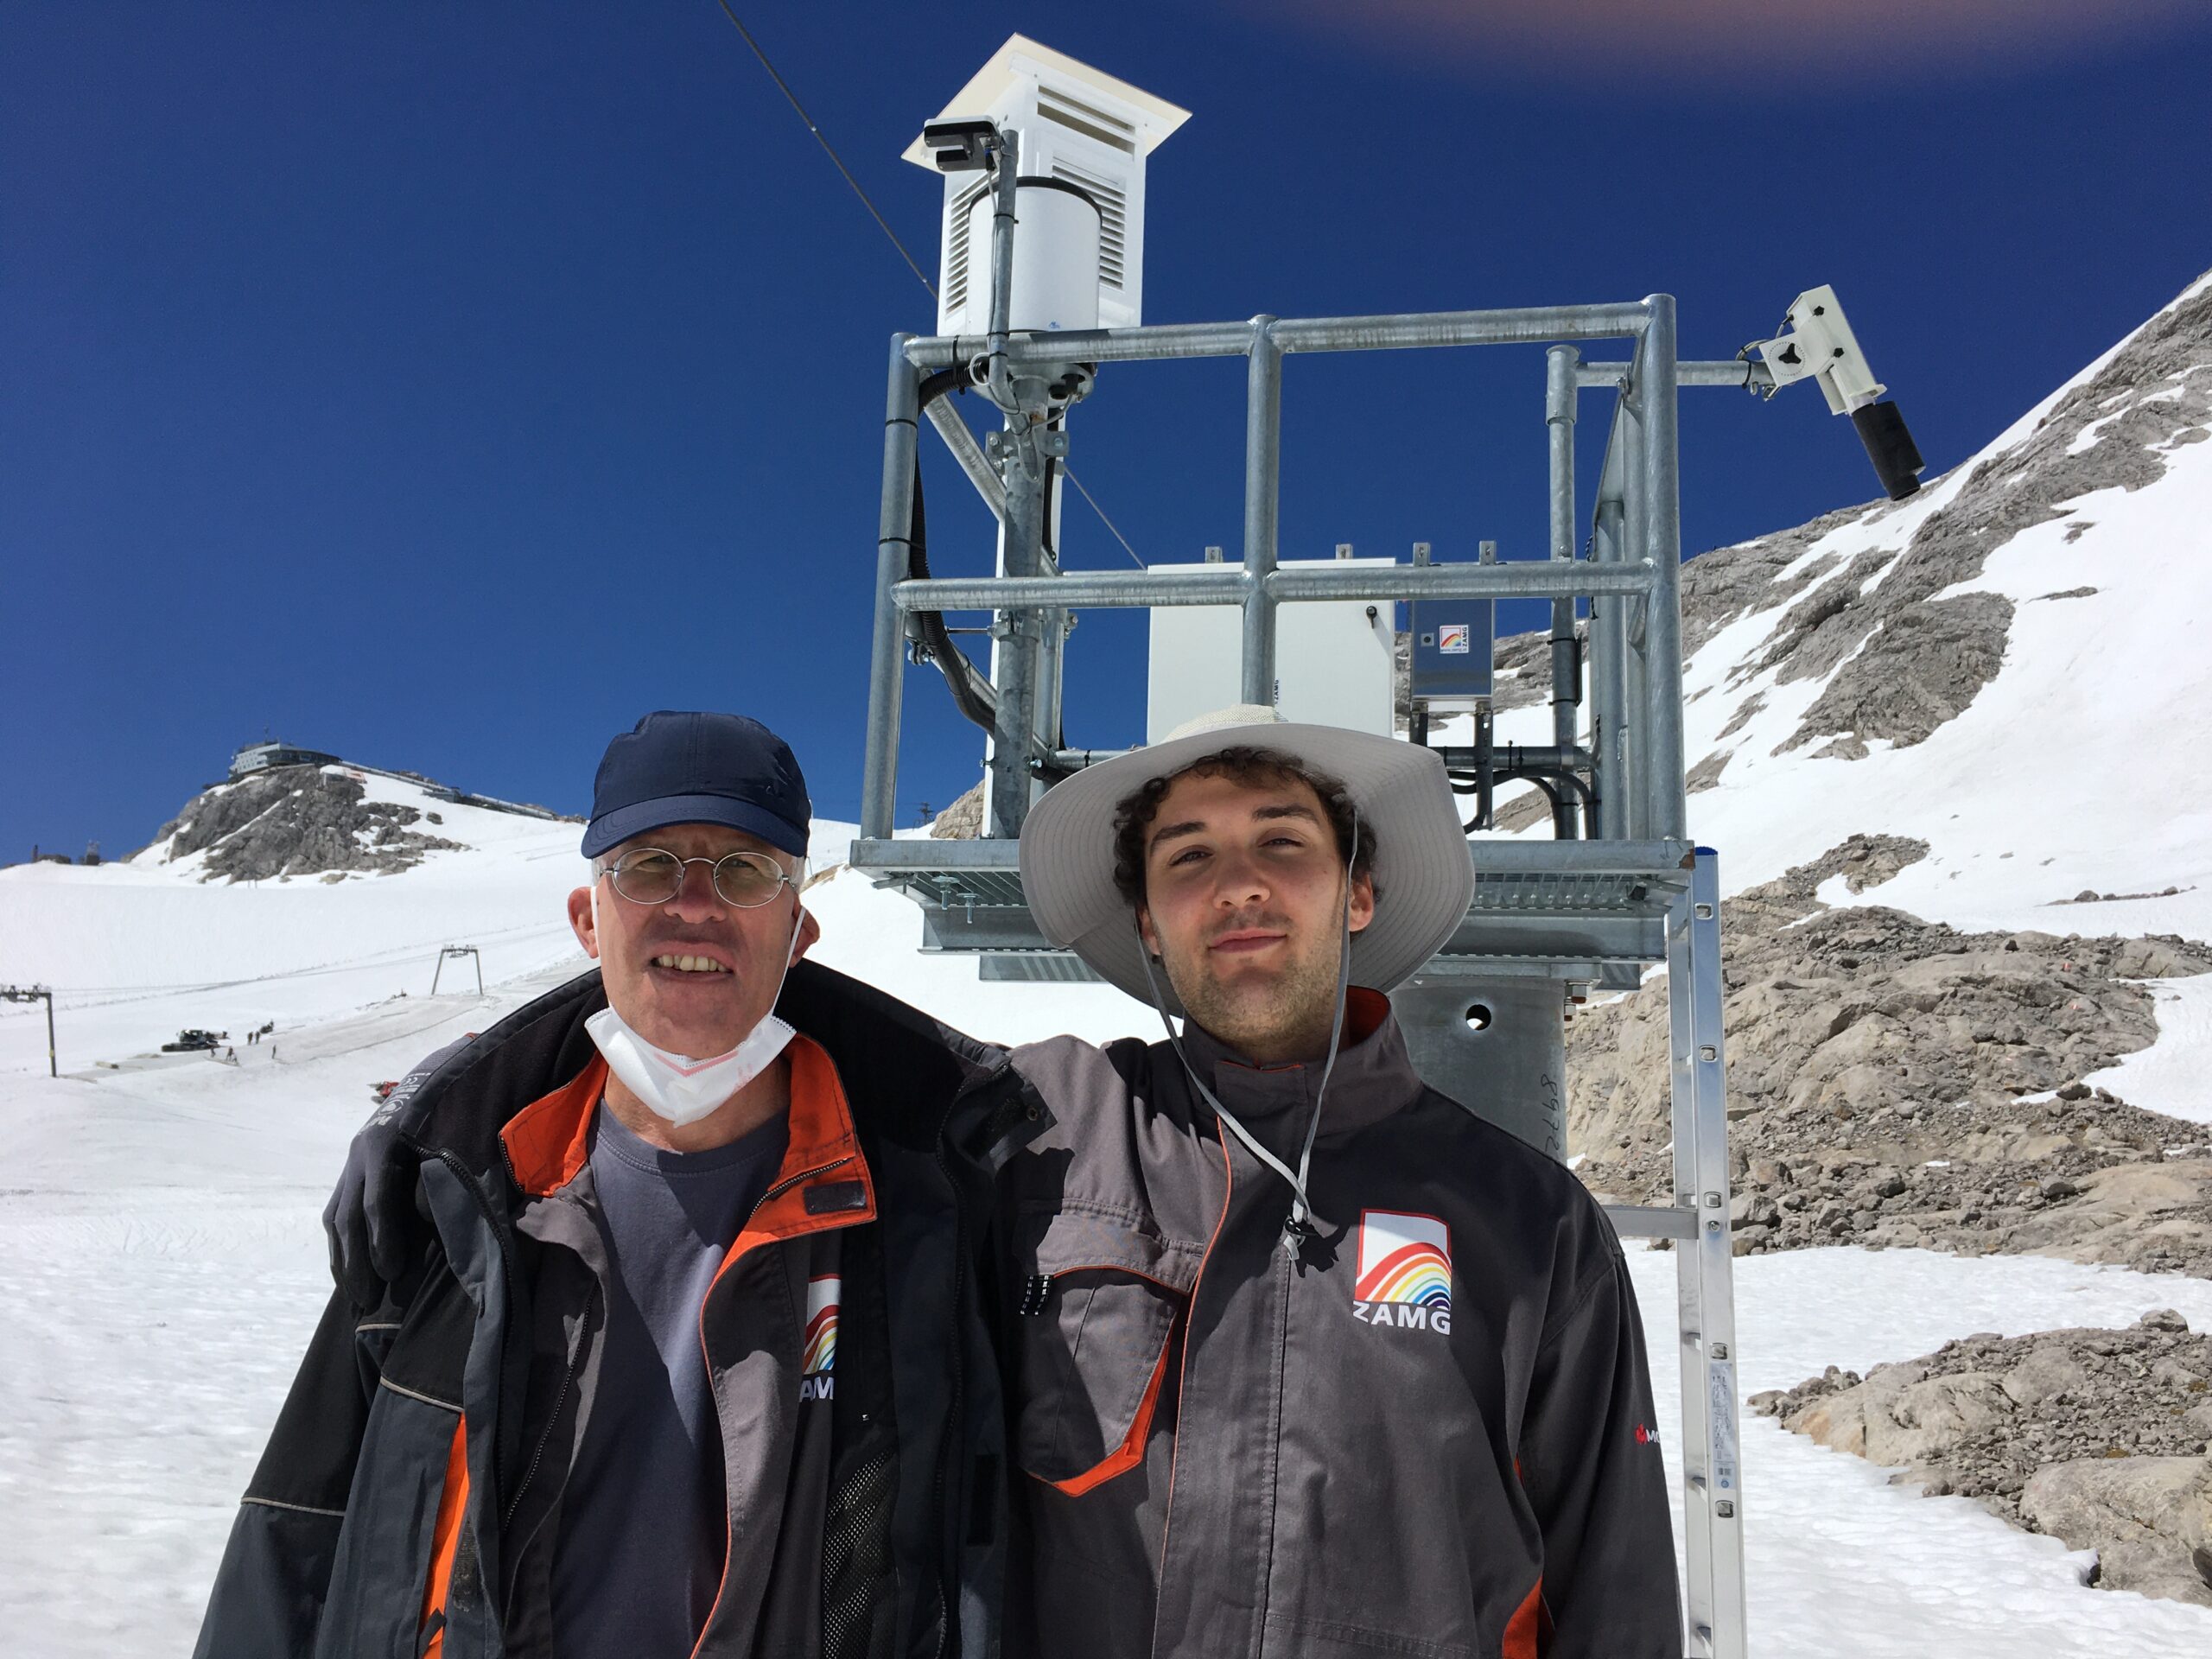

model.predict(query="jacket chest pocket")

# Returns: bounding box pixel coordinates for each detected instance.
[1011,1207,1201,1496]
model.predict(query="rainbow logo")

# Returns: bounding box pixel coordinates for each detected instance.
[802,1275,839,1377]
[1354,1211,1452,1324]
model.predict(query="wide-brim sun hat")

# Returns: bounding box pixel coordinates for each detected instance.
[1019,706,1476,1014]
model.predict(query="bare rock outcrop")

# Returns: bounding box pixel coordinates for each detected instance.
[1676,501,1885,658]
[1568,836,2212,1276]
[1778,590,2016,753]
[929,782,986,839]
[159,766,464,882]
[2022,1453,2212,1607]
[1751,1310,2212,1605]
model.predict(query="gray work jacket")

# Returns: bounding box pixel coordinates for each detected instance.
[994,992,1681,1659]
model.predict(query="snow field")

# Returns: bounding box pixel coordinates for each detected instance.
[6,833,2212,1652]
[0,772,591,1078]
[1624,1248,2212,1654]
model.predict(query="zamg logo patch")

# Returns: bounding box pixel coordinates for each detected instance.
[1351,1210,1452,1335]
[799,1274,839,1401]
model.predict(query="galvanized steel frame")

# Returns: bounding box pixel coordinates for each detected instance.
[862,296,1730,846]
[855,293,1751,1656]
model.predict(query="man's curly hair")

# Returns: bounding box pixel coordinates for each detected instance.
[1109,745,1378,907]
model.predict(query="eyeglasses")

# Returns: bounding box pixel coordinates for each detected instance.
[599,847,799,909]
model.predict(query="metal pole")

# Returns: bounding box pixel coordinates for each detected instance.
[1620,398,1649,842]
[893,560,1659,613]
[45,992,54,1078]
[861,334,921,841]
[1242,318,1282,706]
[924,397,1007,523]
[982,129,1020,412]
[988,426,1051,837]
[903,298,1655,372]
[1640,296,1688,842]
[1591,495,1630,843]
[1033,421,1069,789]
[1671,853,1749,1659]
[1546,345,1581,838]
[1579,359,1773,392]
[1272,302,1650,354]
[976,125,1052,838]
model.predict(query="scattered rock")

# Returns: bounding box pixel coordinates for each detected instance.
[1754,1316,2212,1605]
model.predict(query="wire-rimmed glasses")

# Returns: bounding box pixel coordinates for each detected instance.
[598,847,799,909]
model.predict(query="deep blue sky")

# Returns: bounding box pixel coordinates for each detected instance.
[5,3,2208,855]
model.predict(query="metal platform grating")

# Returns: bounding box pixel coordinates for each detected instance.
[899,867,1033,911]
[1468,867,1683,914]
[849,836,1696,975]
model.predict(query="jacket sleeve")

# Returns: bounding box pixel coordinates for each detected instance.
[193,1286,385,1658]
[1516,1247,1682,1658]
[325,1033,477,1308]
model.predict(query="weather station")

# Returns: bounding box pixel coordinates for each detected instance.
[847,35,1928,1659]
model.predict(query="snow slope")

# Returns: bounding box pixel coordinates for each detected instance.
[5,821,2211,1652]
[1656,269,2212,948]
[6,275,2212,1651]
[0,770,590,1077]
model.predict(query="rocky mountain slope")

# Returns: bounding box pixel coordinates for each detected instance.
[1569,834,2212,1275]
[138,763,576,883]
[1554,265,2212,1601]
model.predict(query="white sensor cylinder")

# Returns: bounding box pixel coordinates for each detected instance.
[966,179,1101,333]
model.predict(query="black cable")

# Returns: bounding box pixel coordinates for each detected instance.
[906,372,998,736]
[708,3,940,301]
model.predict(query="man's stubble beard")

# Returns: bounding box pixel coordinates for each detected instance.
[1164,918,1344,1061]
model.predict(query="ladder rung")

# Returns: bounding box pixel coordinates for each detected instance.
[1602,1202,1698,1240]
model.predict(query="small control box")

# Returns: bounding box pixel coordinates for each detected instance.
[1409,597,1494,701]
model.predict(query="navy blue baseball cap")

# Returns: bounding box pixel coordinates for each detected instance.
[581,711,811,861]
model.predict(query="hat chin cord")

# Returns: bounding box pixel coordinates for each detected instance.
[1136,821,1357,1261]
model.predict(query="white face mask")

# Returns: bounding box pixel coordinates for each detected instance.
[584,877,804,1128]
[584,1003,796,1128]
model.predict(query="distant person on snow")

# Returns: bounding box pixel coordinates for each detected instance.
[197,712,1015,1659]
[319,709,1681,1656]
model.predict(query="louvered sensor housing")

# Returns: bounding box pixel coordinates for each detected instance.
[904,35,1190,336]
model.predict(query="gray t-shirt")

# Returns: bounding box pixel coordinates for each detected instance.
[550,1100,788,1657]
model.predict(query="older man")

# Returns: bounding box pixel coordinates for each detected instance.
[998,708,1680,1658]
[199,712,1015,1659]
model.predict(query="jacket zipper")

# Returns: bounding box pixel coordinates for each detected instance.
[487,1135,599,1534]
[928,1110,969,1659]
[1153,1127,1235,1591]
[500,1342,582,1530]
[926,1063,1023,1659]
[684,1150,857,1659]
